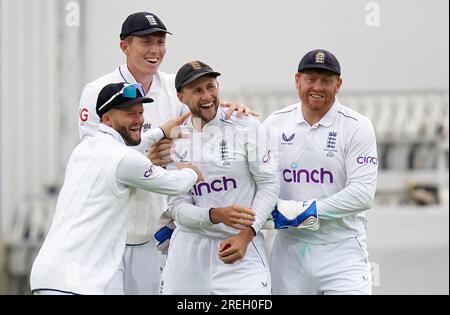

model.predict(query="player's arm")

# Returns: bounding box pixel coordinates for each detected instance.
[220,101,259,119]
[245,123,281,234]
[218,123,279,264]
[317,120,378,219]
[167,194,255,230]
[115,152,199,195]
[78,85,100,141]
[218,227,255,264]
[270,120,378,225]
[133,112,192,155]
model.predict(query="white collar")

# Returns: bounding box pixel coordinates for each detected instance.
[98,124,126,145]
[297,98,340,127]
[184,107,224,130]
[118,64,161,96]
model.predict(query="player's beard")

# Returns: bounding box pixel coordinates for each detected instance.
[192,98,219,126]
[116,124,142,146]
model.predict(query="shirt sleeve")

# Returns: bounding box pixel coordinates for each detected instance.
[167,194,214,229]
[78,85,100,141]
[116,152,198,195]
[246,123,280,233]
[317,120,378,219]
[129,128,165,154]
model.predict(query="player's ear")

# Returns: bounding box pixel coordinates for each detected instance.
[120,39,129,54]
[101,111,113,127]
[177,91,185,104]
[335,77,343,94]
[295,73,302,89]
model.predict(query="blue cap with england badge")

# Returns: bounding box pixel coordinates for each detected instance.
[298,49,341,75]
[120,12,172,40]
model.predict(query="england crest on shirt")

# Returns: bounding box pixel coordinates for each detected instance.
[219,139,231,166]
[323,131,338,157]
[142,122,152,132]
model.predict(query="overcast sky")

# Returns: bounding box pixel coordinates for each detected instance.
[81,0,449,93]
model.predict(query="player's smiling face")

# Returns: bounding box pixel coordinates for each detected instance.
[177,76,219,128]
[104,104,144,146]
[121,33,166,77]
[296,69,342,113]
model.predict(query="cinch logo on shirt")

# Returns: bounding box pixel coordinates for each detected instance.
[357,156,378,165]
[283,164,334,184]
[192,177,238,196]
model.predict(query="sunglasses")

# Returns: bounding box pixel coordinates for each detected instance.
[98,83,146,112]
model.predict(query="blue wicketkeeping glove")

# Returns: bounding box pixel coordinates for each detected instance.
[154,224,175,255]
[263,199,319,230]
[154,210,176,255]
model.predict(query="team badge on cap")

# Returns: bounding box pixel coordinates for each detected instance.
[315,51,326,64]
[190,61,203,70]
[145,14,158,26]
[298,49,341,75]
[175,60,221,91]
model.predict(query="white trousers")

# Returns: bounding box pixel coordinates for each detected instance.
[271,232,372,295]
[107,241,166,295]
[160,229,271,295]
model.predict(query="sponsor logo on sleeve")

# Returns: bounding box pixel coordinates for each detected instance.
[357,156,378,165]
[262,150,271,164]
[144,165,155,178]
[79,108,88,122]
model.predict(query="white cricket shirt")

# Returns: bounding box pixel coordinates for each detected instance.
[78,65,189,244]
[30,124,197,294]
[263,99,378,244]
[167,108,280,238]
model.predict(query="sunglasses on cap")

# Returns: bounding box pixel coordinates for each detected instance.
[98,83,146,112]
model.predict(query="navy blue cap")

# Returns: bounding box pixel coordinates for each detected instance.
[175,60,221,92]
[120,12,172,40]
[298,49,341,75]
[96,82,153,118]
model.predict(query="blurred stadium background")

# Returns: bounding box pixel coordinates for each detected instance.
[0,0,448,294]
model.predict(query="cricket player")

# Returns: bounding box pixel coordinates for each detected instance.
[159,61,280,295]
[31,83,202,295]
[78,12,252,294]
[264,49,378,295]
